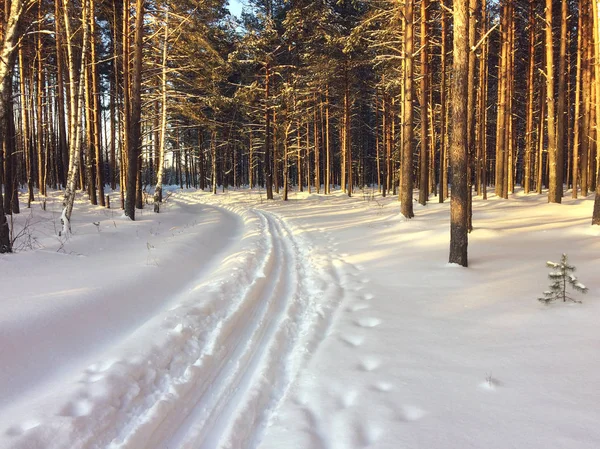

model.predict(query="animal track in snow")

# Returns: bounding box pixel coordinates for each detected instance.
[59,398,93,417]
[347,303,370,312]
[340,334,365,347]
[339,390,358,408]
[400,405,426,422]
[373,381,393,392]
[355,317,382,328]
[358,356,382,372]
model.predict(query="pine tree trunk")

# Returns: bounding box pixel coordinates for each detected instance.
[555,0,568,200]
[449,0,469,267]
[592,0,600,224]
[495,3,508,198]
[18,46,34,206]
[400,0,415,218]
[90,0,105,206]
[418,0,429,206]
[439,1,448,203]
[125,0,145,219]
[572,0,583,198]
[264,62,273,199]
[524,0,536,194]
[546,0,560,203]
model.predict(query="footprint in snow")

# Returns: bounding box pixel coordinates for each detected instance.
[355,317,382,328]
[5,421,40,437]
[59,398,93,417]
[373,381,393,392]
[339,389,359,409]
[399,405,426,422]
[340,334,365,347]
[358,356,382,372]
[347,303,370,313]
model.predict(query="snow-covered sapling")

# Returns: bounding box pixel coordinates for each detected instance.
[538,254,588,304]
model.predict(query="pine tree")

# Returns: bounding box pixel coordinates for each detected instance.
[538,254,588,304]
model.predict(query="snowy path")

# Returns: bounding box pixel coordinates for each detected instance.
[1,193,343,449]
[151,210,330,449]
[4,189,600,449]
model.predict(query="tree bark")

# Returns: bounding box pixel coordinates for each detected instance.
[592,0,600,224]
[400,0,415,218]
[418,0,429,206]
[449,0,469,267]
[154,5,169,212]
[61,0,91,234]
[125,0,145,219]
[546,0,560,203]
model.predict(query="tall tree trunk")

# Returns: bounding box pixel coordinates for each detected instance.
[572,0,583,198]
[325,85,331,194]
[264,61,273,199]
[18,45,34,206]
[400,0,414,218]
[345,64,352,197]
[154,5,168,212]
[495,2,508,198]
[592,0,600,224]
[55,0,68,188]
[125,0,144,219]
[466,0,477,229]
[546,0,560,203]
[449,0,469,267]
[61,0,91,234]
[556,0,568,200]
[90,0,104,206]
[439,1,448,202]
[524,0,536,194]
[418,0,429,206]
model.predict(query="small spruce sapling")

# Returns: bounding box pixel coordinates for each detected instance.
[538,254,588,304]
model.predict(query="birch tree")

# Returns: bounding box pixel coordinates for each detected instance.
[0,0,32,251]
[61,0,90,234]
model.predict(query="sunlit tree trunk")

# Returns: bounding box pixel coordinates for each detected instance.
[418,0,429,206]
[524,0,536,194]
[125,0,145,219]
[572,0,583,198]
[546,0,560,203]
[449,0,469,266]
[90,0,104,206]
[61,0,90,234]
[439,0,448,202]
[400,0,414,218]
[592,0,600,224]
[154,5,169,212]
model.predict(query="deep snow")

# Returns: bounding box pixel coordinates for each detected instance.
[0,187,598,449]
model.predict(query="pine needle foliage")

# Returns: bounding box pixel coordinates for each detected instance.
[538,254,588,304]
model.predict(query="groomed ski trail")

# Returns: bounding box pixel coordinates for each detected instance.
[121,207,344,449]
[4,202,344,449]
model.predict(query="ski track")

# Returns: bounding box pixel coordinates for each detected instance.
[7,203,343,449]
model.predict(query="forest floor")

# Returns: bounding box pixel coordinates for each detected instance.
[1,186,599,449]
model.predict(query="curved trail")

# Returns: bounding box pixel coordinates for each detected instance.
[4,200,343,449]
[156,209,309,449]
[117,207,340,449]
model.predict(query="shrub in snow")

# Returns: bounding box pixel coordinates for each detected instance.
[538,254,588,304]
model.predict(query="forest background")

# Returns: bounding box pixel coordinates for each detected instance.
[0,0,599,258]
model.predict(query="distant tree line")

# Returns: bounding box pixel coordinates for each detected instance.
[0,0,600,255]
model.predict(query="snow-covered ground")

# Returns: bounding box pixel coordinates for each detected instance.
[1,187,599,449]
